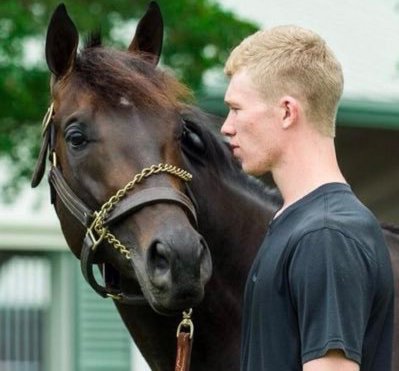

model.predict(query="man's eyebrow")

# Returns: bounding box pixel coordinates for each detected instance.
[224,98,237,107]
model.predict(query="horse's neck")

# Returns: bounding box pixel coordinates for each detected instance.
[180,172,275,368]
[193,172,272,285]
[195,173,275,279]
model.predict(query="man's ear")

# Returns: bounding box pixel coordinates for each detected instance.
[279,96,299,129]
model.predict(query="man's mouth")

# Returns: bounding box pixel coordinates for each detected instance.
[230,144,239,155]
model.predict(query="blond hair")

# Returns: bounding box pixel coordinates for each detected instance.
[225,26,344,137]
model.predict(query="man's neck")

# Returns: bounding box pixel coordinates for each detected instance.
[272,134,346,217]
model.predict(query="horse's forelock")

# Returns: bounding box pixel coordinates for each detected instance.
[69,46,191,113]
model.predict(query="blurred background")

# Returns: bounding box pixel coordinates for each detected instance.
[0,0,398,370]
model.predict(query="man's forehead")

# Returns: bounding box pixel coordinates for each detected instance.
[224,71,261,103]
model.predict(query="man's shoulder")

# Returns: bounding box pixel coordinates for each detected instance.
[288,185,384,248]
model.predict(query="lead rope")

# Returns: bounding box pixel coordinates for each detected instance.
[175,309,194,371]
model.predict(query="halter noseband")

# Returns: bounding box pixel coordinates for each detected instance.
[32,103,198,305]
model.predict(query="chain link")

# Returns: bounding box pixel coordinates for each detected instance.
[88,163,192,259]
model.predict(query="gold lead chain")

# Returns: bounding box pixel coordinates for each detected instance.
[89,163,192,259]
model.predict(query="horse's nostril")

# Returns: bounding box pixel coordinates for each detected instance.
[149,241,171,274]
[147,235,211,294]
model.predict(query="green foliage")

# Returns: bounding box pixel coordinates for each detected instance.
[0,0,258,196]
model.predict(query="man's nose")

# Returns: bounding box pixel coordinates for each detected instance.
[220,112,235,136]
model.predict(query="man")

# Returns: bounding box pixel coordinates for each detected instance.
[221,26,394,371]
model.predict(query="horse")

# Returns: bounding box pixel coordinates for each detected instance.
[31,3,399,370]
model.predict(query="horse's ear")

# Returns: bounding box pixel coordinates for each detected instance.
[128,1,163,66]
[45,3,79,78]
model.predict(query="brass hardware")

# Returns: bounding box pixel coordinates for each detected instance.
[106,293,122,301]
[176,308,194,339]
[42,103,54,135]
[86,226,106,251]
[52,152,57,168]
[85,211,107,250]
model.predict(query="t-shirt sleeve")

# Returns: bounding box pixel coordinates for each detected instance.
[288,227,376,365]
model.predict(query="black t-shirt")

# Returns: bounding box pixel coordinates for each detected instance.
[241,183,394,371]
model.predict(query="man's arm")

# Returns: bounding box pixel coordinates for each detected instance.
[303,350,359,371]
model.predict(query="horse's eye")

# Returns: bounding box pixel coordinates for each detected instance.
[65,126,88,149]
[182,127,205,153]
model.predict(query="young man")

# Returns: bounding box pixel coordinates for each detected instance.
[221,26,394,371]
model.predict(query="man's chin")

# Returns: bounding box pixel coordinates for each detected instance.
[240,162,253,175]
[242,164,268,177]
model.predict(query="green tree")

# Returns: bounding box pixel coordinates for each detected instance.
[0,0,258,197]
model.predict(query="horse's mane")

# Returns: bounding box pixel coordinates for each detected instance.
[181,107,282,208]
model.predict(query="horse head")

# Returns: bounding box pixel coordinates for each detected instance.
[32,2,212,315]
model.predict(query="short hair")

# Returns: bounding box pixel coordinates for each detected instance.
[224,26,344,137]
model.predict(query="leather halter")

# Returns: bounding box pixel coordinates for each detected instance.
[32,104,198,305]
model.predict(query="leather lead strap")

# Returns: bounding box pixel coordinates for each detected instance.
[175,332,193,371]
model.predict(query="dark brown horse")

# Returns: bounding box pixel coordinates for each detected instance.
[32,3,399,370]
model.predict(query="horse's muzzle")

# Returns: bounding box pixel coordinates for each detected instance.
[145,230,212,312]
